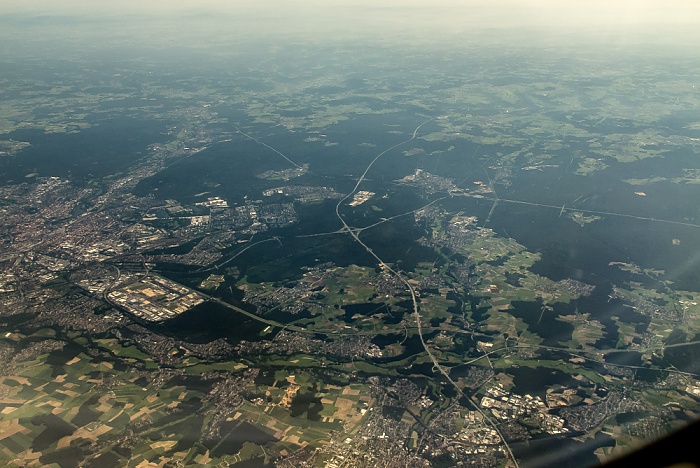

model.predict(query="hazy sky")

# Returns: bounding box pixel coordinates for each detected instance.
[2,0,699,26]
[1,0,698,54]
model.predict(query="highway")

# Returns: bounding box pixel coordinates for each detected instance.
[333,117,520,467]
